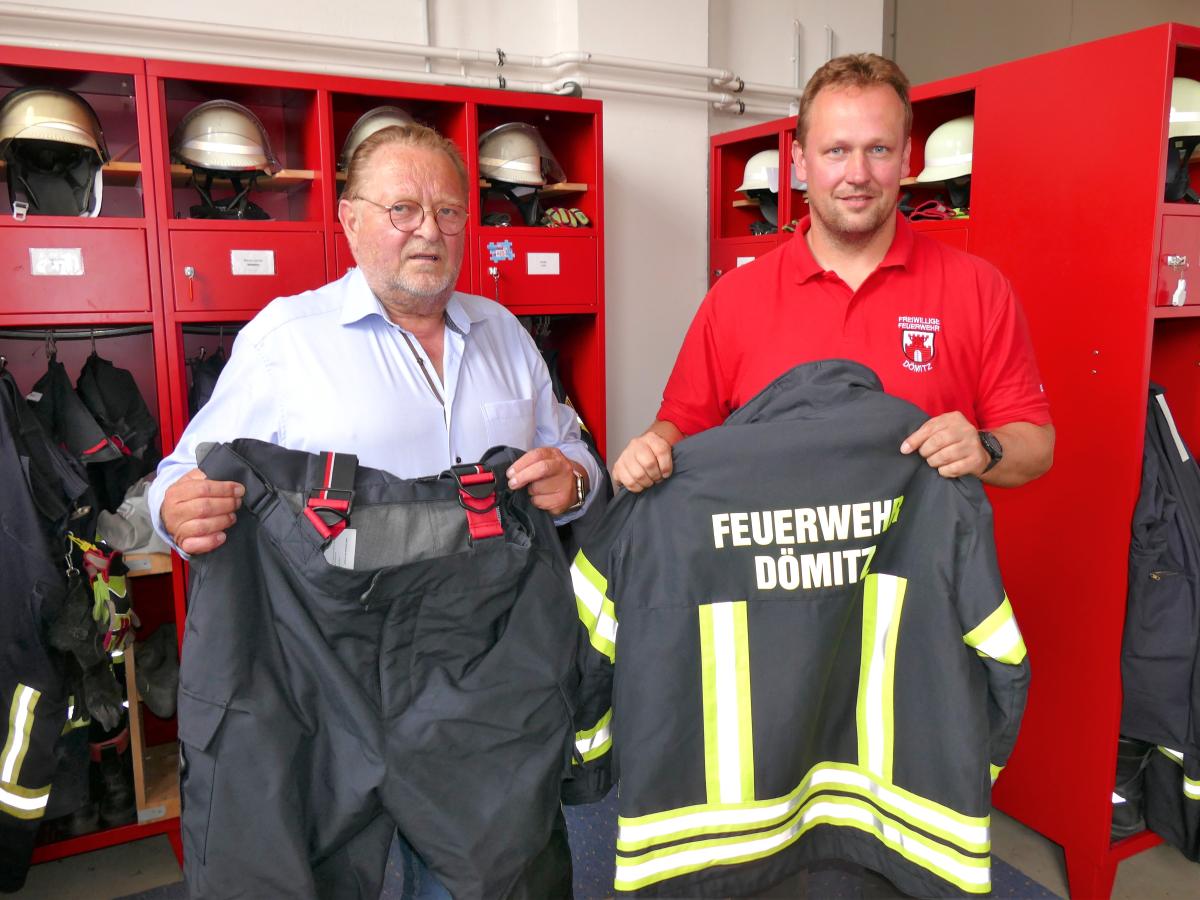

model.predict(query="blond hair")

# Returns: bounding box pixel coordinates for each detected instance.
[796,53,912,146]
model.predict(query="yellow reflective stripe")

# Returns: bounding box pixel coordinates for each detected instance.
[963,596,1026,665]
[857,573,907,780]
[0,780,50,819]
[2,685,40,785]
[990,764,1003,785]
[1185,776,1200,800]
[614,791,990,894]
[575,708,613,763]
[571,551,617,662]
[617,759,989,855]
[699,601,754,804]
[1159,746,1184,765]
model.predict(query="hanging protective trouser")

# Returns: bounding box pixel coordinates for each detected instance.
[181,439,582,900]
[0,370,91,893]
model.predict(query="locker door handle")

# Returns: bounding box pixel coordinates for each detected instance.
[487,265,501,303]
[183,265,196,304]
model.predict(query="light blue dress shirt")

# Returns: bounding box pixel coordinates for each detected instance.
[148,267,600,547]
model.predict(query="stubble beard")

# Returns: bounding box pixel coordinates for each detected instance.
[813,194,896,247]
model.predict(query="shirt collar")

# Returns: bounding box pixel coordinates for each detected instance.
[788,210,914,284]
[338,266,478,335]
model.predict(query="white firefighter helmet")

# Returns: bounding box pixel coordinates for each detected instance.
[916,114,974,183]
[478,122,565,187]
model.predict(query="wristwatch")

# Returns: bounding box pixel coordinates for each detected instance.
[567,469,587,512]
[978,431,1003,473]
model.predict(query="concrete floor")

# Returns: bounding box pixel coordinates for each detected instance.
[10,811,1199,899]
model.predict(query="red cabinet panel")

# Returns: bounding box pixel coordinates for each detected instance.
[333,229,474,294]
[1157,215,1200,307]
[710,238,777,287]
[0,227,152,315]
[169,230,326,313]
[475,231,597,310]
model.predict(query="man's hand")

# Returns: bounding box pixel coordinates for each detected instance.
[160,468,245,555]
[507,447,585,516]
[901,411,989,479]
[612,420,684,492]
[901,414,1055,486]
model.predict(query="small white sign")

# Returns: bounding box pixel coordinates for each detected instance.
[323,528,357,568]
[30,247,84,276]
[527,252,560,275]
[736,256,755,267]
[230,249,276,276]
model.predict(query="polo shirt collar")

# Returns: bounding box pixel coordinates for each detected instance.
[339,266,477,335]
[788,210,914,283]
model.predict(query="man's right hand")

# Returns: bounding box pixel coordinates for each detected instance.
[160,468,245,555]
[612,421,683,492]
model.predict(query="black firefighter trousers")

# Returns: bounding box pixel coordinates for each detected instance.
[180,440,580,899]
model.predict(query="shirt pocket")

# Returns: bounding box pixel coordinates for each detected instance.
[482,398,536,451]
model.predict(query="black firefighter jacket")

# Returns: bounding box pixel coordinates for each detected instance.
[565,360,1031,898]
[1122,384,1200,859]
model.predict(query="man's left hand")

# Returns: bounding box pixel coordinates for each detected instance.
[507,447,583,516]
[900,411,988,478]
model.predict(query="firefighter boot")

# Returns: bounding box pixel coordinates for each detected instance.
[135,625,179,719]
[1112,735,1154,840]
[91,728,136,828]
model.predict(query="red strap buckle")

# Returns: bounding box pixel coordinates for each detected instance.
[305,452,357,542]
[451,464,503,541]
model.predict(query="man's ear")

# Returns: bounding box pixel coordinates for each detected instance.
[338,197,358,241]
[901,135,912,179]
[791,139,808,183]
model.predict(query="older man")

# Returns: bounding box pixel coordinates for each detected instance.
[148,123,597,898]
[152,123,597,548]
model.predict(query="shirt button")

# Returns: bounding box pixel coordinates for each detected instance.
[455,456,462,463]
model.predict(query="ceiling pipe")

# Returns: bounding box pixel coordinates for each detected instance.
[0,1,798,114]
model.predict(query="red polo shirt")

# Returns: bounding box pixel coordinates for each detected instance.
[659,213,1051,435]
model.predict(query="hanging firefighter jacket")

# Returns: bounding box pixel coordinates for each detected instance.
[1121,383,1200,758]
[27,353,122,466]
[1121,384,1200,859]
[186,346,225,417]
[1146,746,1200,861]
[179,439,582,900]
[0,368,93,893]
[567,360,1030,898]
[75,352,160,513]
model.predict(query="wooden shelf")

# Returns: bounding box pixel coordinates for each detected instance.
[170,164,316,192]
[478,178,588,199]
[125,552,172,576]
[0,159,144,186]
[123,636,180,827]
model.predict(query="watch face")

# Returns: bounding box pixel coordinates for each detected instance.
[980,431,1003,462]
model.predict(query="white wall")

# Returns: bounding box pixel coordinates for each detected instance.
[894,0,1200,84]
[1,0,889,458]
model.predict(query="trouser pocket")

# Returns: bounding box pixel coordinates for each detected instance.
[177,690,229,869]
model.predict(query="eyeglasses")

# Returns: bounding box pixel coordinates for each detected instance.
[352,196,468,235]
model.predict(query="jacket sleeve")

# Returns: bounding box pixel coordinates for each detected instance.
[560,489,638,805]
[955,491,1031,783]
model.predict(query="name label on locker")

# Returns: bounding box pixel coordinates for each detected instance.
[527,252,560,275]
[736,256,755,267]
[230,250,276,276]
[29,247,84,276]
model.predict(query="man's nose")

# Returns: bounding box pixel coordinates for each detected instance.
[843,151,870,183]
[413,207,443,240]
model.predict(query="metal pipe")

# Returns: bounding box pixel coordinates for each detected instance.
[0,1,797,106]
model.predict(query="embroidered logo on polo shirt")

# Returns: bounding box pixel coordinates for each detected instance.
[898,316,940,373]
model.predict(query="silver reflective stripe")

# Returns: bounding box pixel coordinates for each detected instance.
[614,795,989,893]
[858,573,906,780]
[1156,394,1190,463]
[1,685,39,783]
